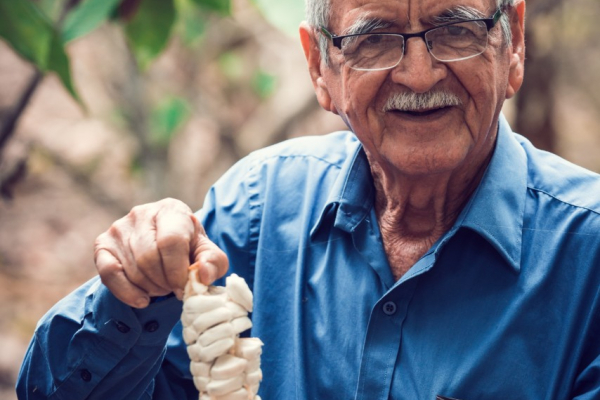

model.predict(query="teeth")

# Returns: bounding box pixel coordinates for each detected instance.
[183,268,263,400]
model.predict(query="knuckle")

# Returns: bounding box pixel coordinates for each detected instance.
[160,197,192,213]
[97,260,120,280]
[157,232,190,251]
[128,204,147,220]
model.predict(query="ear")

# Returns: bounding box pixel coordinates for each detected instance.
[299,22,338,114]
[505,0,526,99]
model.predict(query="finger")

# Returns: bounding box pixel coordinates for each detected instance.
[128,214,172,292]
[96,216,170,296]
[95,248,150,308]
[192,233,229,286]
[155,208,198,295]
[108,215,170,297]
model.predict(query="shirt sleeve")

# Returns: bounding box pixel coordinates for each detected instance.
[572,354,600,400]
[17,156,259,400]
[571,291,600,400]
[16,276,193,400]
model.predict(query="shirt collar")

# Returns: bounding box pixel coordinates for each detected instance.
[310,114,527,273]
[310,138,373,238]
[458,114,527,273]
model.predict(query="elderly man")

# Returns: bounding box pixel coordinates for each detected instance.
[17,0,600,399]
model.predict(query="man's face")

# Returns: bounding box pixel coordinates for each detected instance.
[301,0,525,177]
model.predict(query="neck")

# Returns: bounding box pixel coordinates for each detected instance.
[366,145,494,279]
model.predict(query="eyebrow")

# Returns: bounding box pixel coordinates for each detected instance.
[343,15,394,36]
[341,6,486,36]
[432,5,487,25]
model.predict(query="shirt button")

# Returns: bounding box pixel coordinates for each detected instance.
[115,321,130,333]
[382,301,397,316]
[144,320,160,332]
[80,369,92,382]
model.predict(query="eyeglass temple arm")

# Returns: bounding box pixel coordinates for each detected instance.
[320,26,346,49]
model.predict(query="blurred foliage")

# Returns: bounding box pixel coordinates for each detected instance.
[62,0,123,42]
[250,0,304,37]
[150,97,191,147]
[252,70,277,99]
[0,0,303,100]
[1,4,600,399]
[191,0,231,15]
[125,0,177,70]
[0,0,76,99]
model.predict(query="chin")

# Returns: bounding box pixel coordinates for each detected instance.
[379,139,474,177]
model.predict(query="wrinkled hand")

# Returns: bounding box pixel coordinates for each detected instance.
[94,198,228,308]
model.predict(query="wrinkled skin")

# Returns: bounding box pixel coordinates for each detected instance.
[300,0,525,277]
[95,0,526,305]
[95,198,228,308]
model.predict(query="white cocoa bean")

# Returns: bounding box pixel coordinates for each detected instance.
[198,322,235,347]
[206,375,244,396]
[192,307,233,333]
[226,274,253,312]
[211,354,248,380]
[231,316,252,335]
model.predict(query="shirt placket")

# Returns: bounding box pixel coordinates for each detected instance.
[348,212,419,400]
[354,279,419,400]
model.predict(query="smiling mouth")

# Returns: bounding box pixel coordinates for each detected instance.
[391,106,452,117]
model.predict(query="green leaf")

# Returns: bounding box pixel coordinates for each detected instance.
[173,0,207,46]
[48,29,80,100]
[0,0,53,68]
[189,0,230,16]
[37,0,69,23]
[0,0,80,101]
[252,70,277,99]
[218,52,245,81]
[150,97,191,146]
[62,0,123,42]
[251,0,304,37]
[125,0,176,70]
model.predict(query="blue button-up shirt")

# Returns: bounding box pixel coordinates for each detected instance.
[17,115,600,399]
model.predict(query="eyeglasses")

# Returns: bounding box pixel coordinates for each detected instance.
[320,8,504,71]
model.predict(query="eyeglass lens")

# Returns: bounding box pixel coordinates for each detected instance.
[341,20,490,71]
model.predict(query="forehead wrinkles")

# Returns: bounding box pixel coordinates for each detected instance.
[330,0,406,31]
[332,0,491,32]
[343,14,394,35]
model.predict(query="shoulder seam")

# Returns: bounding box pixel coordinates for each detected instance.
[247,153,345,175]
[528,186,600,217]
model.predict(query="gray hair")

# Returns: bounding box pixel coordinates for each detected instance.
[305,0,516,64]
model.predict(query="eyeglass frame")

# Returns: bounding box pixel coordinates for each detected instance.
[319,7,505,69]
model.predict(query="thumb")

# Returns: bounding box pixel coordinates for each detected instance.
[191,224,229,285]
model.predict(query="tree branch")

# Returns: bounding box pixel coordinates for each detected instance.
[0,70,42,151]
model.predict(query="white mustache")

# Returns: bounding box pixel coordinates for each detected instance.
[383,91,462,112]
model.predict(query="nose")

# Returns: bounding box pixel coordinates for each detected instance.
[390,36,447,93]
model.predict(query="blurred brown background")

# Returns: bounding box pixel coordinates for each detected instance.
[1,0,599,398]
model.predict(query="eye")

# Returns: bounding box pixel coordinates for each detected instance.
[364,34,383,44]
[341,34,383,53]
[445,25,471,36]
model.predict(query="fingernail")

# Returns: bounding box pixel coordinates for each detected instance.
[136,297,149,308]
[201,262,217,284]
[174,289,184,300]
